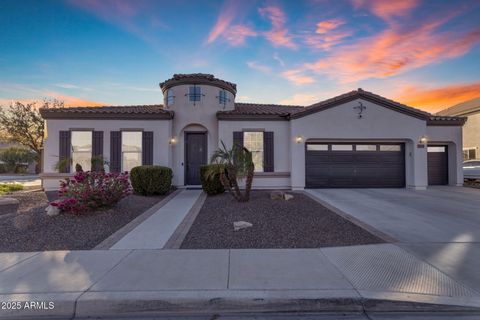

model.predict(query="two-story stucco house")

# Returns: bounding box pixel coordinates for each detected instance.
[40,73,466,191]
[437,97,480,161]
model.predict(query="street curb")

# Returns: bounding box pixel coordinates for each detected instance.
[94,189,182,249]
[73,290,480,318]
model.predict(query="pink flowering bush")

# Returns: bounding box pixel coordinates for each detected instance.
[51,171,131,214]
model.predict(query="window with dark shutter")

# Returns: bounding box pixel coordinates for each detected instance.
[263,132,274,172]
[233,131,243,149]
[110,131,121,172]
[59,131,71,173]
[92,131,103,171]
[142,131,153,165]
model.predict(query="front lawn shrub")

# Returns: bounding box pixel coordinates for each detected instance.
[51,171,131,214]
[0,163,6,173]
[130,165,172,196]
[200,164,225,195]
[0,183,23,195]
[0,147,35,173]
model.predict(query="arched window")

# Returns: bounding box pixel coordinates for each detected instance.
[166,89,174,107]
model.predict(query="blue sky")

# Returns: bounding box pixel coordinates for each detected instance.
[1,0,480,112]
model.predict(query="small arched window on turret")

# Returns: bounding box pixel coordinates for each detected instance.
[166,89,174,107]
[218,89,229,109]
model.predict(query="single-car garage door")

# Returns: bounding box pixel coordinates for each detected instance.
[305,142,405,188]
[427,145,448,185]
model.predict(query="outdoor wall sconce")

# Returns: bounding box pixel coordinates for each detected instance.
[419,135,428,145]
[169,137,177,145]
[295,136,303,144]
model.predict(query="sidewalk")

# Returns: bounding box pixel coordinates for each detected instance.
[1,244,479,319]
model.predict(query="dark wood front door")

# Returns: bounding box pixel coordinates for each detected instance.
[185,132,207,185]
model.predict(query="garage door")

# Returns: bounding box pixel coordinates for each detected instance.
[305,143,405,188]
[427,145,448,185]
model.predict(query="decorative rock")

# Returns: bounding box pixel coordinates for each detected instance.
[270,190,285,200]
[45,202,61,216]
[233,221,253,231]
[0,197,20,216]
[284,193,294,201]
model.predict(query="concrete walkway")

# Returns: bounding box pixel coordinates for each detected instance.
[110,189,202,250]
[1,244,480,318]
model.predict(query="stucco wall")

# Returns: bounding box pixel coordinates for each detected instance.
[290,98,429,189]
[165,84,235,185]
[426,125,464,186]
[463,112,480,152]
[43,119,172,186]
[218,120,292,188]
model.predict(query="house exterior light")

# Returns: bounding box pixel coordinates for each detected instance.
[419,135,428,145]
[169,137,177,145]
[295,136,303,144]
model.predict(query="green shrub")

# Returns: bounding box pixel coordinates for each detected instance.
[0,183,23,195]
[0,147,35,173]
[130,165,172,196]
[200,164,225,195]
[0,163,6,174]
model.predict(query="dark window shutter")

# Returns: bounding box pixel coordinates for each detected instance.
[263,131,274,172]
[110,131,121,172]
[142,131,153,165]
[233,131,243,148]
[92,131,103,171]
[59,131,71,173]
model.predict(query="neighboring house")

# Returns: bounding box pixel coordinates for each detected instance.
[39,73,466,191]
[437,97,480,161]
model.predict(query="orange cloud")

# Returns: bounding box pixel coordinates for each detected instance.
[395,82,480,113]
[304,31,352,50]
[224,25,257,46]
[281,70,315,85]
[352,0,419,22]
[316,19,345,34]
[44,92,105,107]
[284,16,480,84]
[259,6,297,49]
[206,0,240,44]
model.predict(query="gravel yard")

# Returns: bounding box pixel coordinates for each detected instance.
[181,190,385,249]
[0,190,167,252]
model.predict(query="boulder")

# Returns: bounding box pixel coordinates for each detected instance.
[233,221,253,231]
[284,193,294,201]
[45,201,61,216]
[270,190,285,200]
[0,197,20,216]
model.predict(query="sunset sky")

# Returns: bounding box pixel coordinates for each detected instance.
[1,0,479,112]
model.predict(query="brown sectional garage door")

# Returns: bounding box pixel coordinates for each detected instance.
[427,145,448,185]
[305,143,405,188]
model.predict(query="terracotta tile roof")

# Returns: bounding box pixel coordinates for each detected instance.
[160,73,237,95]
[40,105,174,119]
[227,102,303,115]
[436,96,480,116]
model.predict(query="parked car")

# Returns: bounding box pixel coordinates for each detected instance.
[463,160,480,180]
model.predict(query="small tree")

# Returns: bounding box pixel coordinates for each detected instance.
[207,141,254,202]
[0,99,63,173]
[0,147,36,173]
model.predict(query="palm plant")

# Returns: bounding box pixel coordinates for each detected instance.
[206,140,255,202]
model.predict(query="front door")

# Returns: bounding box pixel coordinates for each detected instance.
[185,132,207,185]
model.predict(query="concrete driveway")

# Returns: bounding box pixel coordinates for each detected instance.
[306,186,480,293]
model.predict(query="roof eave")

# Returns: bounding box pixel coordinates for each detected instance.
[40,111,174,120]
